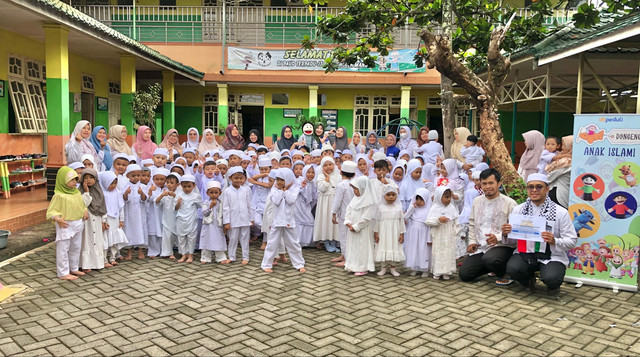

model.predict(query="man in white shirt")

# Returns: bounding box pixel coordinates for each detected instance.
[502,173,578,294]
[459,169,517,285]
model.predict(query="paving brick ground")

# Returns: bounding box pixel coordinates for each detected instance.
[1,241,640,356]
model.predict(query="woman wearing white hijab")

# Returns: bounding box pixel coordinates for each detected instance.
[344,176,377,276]
[313,156,342,252]
[65,120,99,166]
[396,126,418,158]
[182,127,200,150]
[197,128,221,155]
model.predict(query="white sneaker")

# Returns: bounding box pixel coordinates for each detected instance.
[390,268,400,277]
[432,274,440,280]
[410,271,418,276]
[442,274,450,280]
[377,267,387,276]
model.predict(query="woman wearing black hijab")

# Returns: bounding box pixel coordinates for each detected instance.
[244,128,263,150]
[275,125,297,152]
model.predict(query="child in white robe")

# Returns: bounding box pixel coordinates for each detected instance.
[331,161,357,266]
[399,159,424,212]
[222,167,254,264]
[139,166,151,253]
[458,171,482,259]
[200,181,229,264]
[146,168,169,257]
[403,188,433,277]
[415,130,444,165]
[459,135,485,169]
[426,186,461,280]
[123,164,147,260]
[47,167,88,280]
[175,174,204,263]
[156,173,180,259]
[247,157,272,249]
[261,168,307,273]
[98,171,128,266]
[79,168,105,272]
[295,165,317,247]
[313,157,341,252]
[374,186,406,276]
[343,176,377,276]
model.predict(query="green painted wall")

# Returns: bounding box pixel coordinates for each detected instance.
[175,105,201,134]
[0,80,8,134]
[417,110,427,126]
[499,111,574,141]
[264,108,309,139]
[337,109,353,136]
[95,110,109,129]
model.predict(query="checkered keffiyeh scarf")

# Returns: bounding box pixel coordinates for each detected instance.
[518,196,556,261]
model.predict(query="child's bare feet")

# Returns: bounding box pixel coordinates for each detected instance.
[334,261,345,267]
[241,260,249,265]
[110,260,118,266]
[264,268,273,273]
[59,274,78,280]
[169,255,176,260]
[104,263,113,268]
[220,259,231,264]
[186,255,193,263]
[299,267,307,273]
[260,242,267,250]
[70,271,85,276]
[117,256,125,261]
[279,255,289,263]
[177,256,186,263]
[82,269,92,273]
[331,255,344,262]
[137,250,145,259]
[201,261,207,264]
[273,259,278,266]
[148,255,156,259]
[125,250,132,260]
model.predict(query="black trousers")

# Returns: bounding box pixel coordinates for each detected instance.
[506,254,566,290]
[459,246,514,282]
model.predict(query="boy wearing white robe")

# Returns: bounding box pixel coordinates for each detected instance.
[248,157,273,248]
[175,174,204,263]
[200,181,229,264]
[261,168,307,273]
[331,161,357,266]
[156,173,180,259]
[123,164,147,260]
[147,168,169,257]
[222,167,254,264]
[459,135,485,170]
[416,130,444,165]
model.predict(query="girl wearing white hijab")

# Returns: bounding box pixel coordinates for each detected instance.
[313,157,342,252]
[349,131,366,154]
[343,176,377,276]
[182,127,200,150]
[425,186,461,280]
[399,159,424,212]
[396,126,418,158]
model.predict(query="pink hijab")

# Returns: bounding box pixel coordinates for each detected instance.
[519,130,545,181]
[132,125,157,160]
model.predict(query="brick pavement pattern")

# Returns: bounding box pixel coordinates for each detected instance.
[1,243,640,356]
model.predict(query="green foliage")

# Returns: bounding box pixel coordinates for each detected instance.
[292,114,327,132]
[503,178,528,205]
[130,83,162,139]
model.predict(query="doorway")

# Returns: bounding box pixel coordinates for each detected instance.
[428,108,443,140]
[239,105,264,142]
[81,92,95,126]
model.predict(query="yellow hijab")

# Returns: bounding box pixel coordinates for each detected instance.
[46,167,86,221]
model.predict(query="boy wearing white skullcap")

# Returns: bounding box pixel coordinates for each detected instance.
[248,157,274,248]
[222,167,254,264]
[147,168,169,257]
[123,164,148,260]
[174,174,205,263]
[330,160,357,265]
[200,181,229,264]
[156,172,181,259]
[415,130,444,165]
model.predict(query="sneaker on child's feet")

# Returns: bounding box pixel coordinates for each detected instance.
[432,275,440,280]
[422,272,430,278]
[377,268,387,276]
[410,271,418,276]
[442,274,450,280]
[390,268,400,277]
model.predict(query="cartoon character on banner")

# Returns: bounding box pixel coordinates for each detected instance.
[299,121,315,149]
[573,209,596,237]
[578,124,605,144]
[581,250,596,275]
[377,55,388,71]
[619,165,638,187]
[577,174,600,201]
[607,192,635,219]
[257,52,272,67]
[607,254,624,279]
[389,51,400,71]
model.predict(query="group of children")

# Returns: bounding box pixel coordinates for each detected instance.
[48,126,502,281]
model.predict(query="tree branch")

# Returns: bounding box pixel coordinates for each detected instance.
[486,26,511,98]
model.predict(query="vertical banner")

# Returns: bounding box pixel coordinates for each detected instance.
[565,114,640,292]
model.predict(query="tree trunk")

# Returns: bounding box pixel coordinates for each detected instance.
[475,99,521,187]
[440,76,455,159]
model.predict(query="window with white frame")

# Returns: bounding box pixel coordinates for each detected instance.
[353,95,389,136]
[7,54,47,133]
[81,74,95,92]
[109,81,121,95]
[203,93,219,134]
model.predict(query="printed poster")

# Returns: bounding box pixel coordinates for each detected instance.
[227,47,425,72]
[565,114,640,292]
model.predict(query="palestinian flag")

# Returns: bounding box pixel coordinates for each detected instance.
[517,240,547,254]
